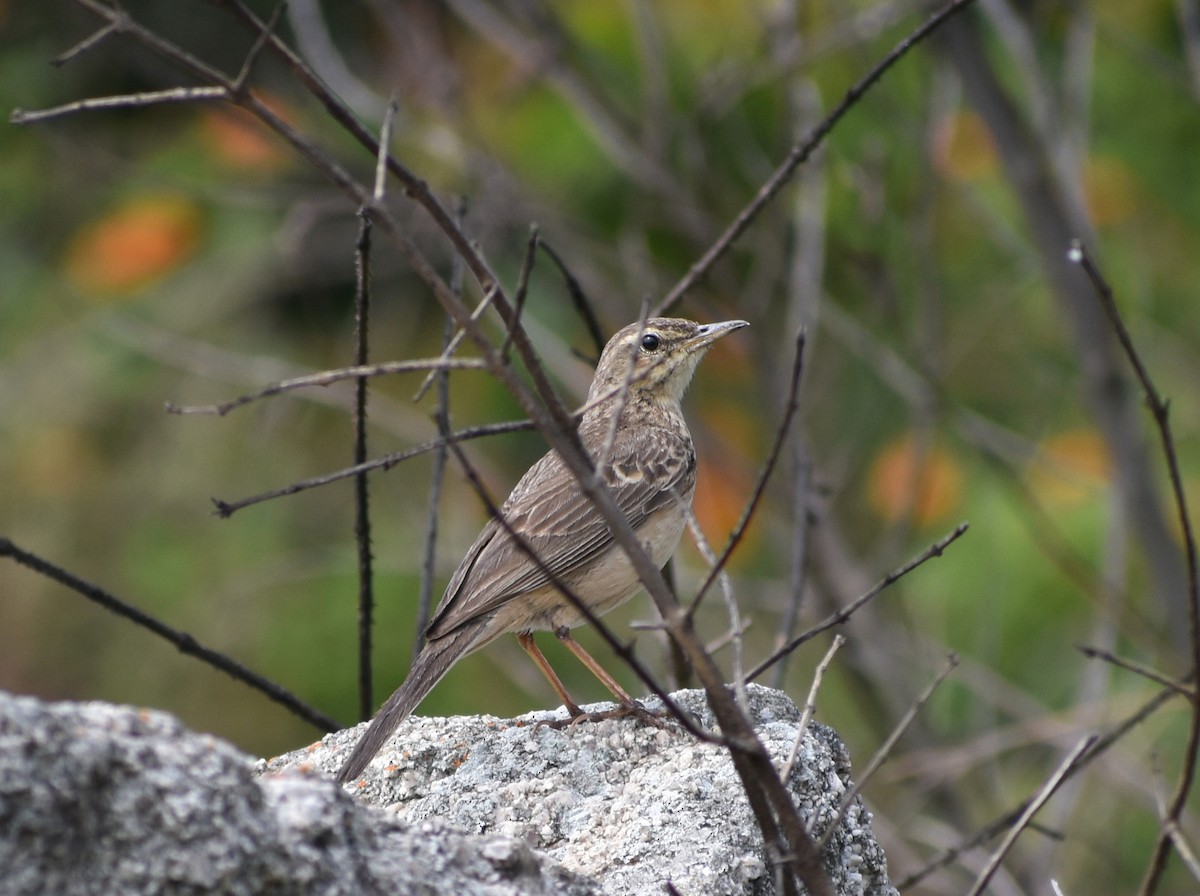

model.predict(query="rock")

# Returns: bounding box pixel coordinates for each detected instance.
[278,684,897,896]
[0,684,896,895]
[0,691,596,896]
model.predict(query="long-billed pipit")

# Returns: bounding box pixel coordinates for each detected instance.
[336,317,748,783]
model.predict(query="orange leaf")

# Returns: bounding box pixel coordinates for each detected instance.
[200,103,290,170]
[868,433,962,526]
[65,194,202,297]
[931,110,998,182]
[16,426,99,498]
[1082,155,1139,227]
[692,451,753,550]
[1026,429,1111,507]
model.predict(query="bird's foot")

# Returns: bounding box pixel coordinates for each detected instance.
[538,699,670,730]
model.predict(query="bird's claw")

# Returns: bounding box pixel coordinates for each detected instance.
[536,699,670,731]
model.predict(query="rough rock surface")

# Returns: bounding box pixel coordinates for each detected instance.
[0,690,596,896]
[279,684,897,896]
[1,684,897,895]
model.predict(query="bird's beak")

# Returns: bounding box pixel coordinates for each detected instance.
[686,319,750,352]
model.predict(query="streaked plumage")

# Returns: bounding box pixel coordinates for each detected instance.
[336,317,748,784]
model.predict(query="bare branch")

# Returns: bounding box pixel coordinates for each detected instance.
[687,329,807,618]
[51,20,119,66]
[747,523,969,681]
[212,419,535,517]
[1077,644,1196,698]
[417,205,469,659]
[1166,817,1200,885]
[964,736,1097,896]
[538,239,607,358]
[372,94,399,202]
[680,495,749,713]
[210,369,688,517]
[502,225,540,362]
[48,0,574,458]
[412,281,498,402]
[207,0,580,441]
[781,634,844,782]
[417,312,455,661]
[1070,240,1200,896]
[815,654,959,850]
[655,0,979,314]
[351,210,375,722]
[231,1,285,92]
[0,538,341,732]
[897,684,1179,889]
[12,86,227,124]
[165,358,487,416]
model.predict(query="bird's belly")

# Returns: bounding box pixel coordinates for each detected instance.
[491,504,688,633]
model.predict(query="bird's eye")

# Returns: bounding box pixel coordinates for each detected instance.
[640,333,661,352]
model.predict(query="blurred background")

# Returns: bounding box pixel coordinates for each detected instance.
[2,1,1198,892]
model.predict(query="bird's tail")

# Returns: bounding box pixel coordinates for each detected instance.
[335,621,484,784]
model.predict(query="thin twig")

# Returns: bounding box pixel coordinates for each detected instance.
[655,0,979,314]
[0,538,341,732]
[815,653,959,850]
[231,0,284,91]
[773,440,815,689]
[416,311,455,659]
[897,684,1178,889]
[700,618,753,655]
[51,20,119,66]
[207,0,582,444]
[538,238,607,358]
[412,282,498,402]
[211,372,680,517]
[74,0,235,87]
[687,330,807,619]
[1165,818,1200,884]
[1070,240,1200,896]
[781,634,844,782]
[680,496,749,713]
[212,419,537,517]
[164,358,486,416]
[746,523,969,681]
[502,225,540,361]
[59,0,577,458]
[12,86,227,123]
[417,205,469,658]
[964,735,1097,896]
[1077,644,1196,698]
[372,94,399,202]
[351,209,375,722]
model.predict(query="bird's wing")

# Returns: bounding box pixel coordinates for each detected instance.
[425,425,695,639]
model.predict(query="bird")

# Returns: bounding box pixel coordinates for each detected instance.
[335,317,749,784]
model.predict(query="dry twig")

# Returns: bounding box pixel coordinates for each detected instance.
[0,538,340,732]
[1069,241,1200,896]
[964,736,1097,896]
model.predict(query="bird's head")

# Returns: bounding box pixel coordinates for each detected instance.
[586,317,749,411]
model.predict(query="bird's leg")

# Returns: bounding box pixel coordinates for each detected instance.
[516,631,585,718]
[553,628,669,729]
[554,628,635,704]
